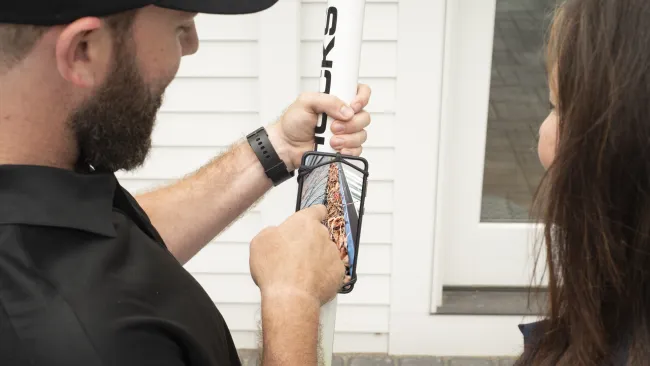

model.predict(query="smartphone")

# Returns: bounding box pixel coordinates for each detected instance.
[295,151,369,294]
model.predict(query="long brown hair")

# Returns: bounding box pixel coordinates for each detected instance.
[518,0,650,365]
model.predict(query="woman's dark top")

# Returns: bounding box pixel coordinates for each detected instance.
[519,321,630,365]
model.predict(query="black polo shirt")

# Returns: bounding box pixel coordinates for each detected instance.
[0,164,241,366]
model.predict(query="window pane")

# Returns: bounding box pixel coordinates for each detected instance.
[480,0,556,222]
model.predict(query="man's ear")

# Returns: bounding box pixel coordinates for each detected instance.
[55,17,110,88]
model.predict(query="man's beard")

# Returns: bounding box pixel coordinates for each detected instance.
[69,37,164,173]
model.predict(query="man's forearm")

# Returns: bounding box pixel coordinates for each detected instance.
[260,291,321,366]
[135,129,290,264]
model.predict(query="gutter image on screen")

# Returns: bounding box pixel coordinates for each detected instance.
[298,153,367,284]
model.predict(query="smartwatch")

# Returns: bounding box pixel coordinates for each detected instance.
[246,127,295,186]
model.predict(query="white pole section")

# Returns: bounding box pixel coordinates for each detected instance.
[314,2,366,365]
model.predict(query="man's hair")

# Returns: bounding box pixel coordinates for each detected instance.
[0,24,48,70]
[0,10,137,72]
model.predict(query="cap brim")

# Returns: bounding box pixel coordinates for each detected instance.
[155,0,279,15]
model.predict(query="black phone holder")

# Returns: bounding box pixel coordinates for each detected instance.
[296,151,370,294]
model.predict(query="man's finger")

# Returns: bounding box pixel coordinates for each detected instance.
[340,147,363,156]
[301,203,328,221]
[331,111,371,135]
[351,84,372,113]
[298,92,355,121]
[331,130,367,150]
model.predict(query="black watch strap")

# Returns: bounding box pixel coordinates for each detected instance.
[246,127,295,186]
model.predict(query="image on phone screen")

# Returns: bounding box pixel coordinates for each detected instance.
[297,152,368,286]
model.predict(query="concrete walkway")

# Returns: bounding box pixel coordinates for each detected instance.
[237,350,518,366]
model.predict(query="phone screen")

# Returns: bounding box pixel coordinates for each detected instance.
[296,152,368,292]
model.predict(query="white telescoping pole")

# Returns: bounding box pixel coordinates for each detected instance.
[314,1,366,365]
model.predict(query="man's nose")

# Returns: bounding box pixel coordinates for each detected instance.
[182,23,199,56]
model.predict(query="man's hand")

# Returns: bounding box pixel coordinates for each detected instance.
[250,204,345,305]
[250,204,345,366]
[267,84,372,171]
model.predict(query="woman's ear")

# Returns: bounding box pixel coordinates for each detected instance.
[55,17,108,88]
[538,112,558,170]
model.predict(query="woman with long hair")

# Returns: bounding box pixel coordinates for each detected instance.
[517,0,650,364]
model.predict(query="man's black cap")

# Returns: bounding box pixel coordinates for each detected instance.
[1,0,280,26]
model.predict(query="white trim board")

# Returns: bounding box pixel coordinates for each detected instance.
[390,0,447,355]
[390,314,542,357]
[391,0,446,315]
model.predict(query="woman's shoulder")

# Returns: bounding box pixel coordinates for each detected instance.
[517,320,631,365]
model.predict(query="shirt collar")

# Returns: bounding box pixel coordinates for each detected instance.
[0,164,118,237]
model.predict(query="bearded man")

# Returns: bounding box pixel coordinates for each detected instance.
[0,1,372,365]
